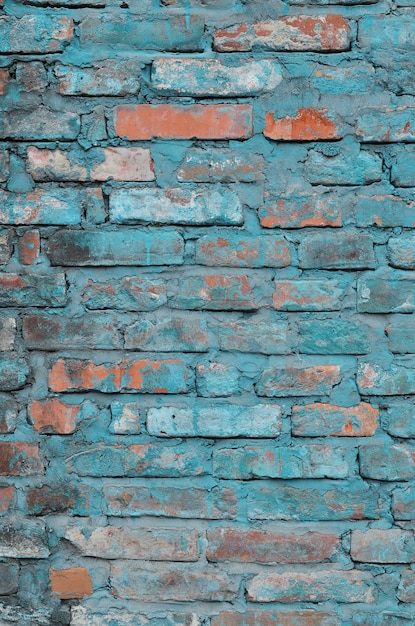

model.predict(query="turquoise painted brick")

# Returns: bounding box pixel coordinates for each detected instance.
[125,317,208,352]
[305,149,383,185]
[388,234,415,269]
[256,364,341,397]
[195,234,293,268]
[218,319,290,354]
[26,482,99,516]
[274,278,349,311]
[0,355,29,390]
[357,361,415,395]
[178,148,263,182]
[386,319,415,353]
[392,486,415,520]
[0,188,82,225]
[357,107,415,142]
[299,320,370,354]
[354,194,415,227]
[385,404,415,437]
[0,273,66,307]
[351,529,415,563]
[0,15,73,53]
[54,61,140,96]
[359,15,415,54]
[1,108,80,141]
[0,393,18,433]
[310,63,376,94]
[357,271,415,313]
[83,276,167,311]
[391,149,415,186]
[196,361,240,397]
[359,443,415,480]
[299,233,375,270]
[354,614,413,626]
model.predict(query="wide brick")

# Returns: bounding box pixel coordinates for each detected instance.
[48,230,184,266]
[0,393,17,433]
[359,15,415,55]
[391,148,415,187]
[351,529,415,563]
[0,15,73,53]
[67,443,208,477]
[28,398,92,434]
[214,16,350,52]
[55,61,139,96]
[169,274,267,310]
[292,402,378,436]
[1,107,80,141]
[359,443,415,480]
[248,481,379,520]
[109,187,242,225]
[356,107,415,142]
[0,443,43,476]
[49,358,190,393]
[71,608,200,626]
[27,147,87,182]
[273,279,348,311]
[388,234,415,269]
[218,320,289,354]
[19,231,40,265]
[259,194,341,228]
[357,362,415,395]
[386,404,415,438]
[110,401,141,434]
[207,528,339,563]
[0,188,82,225]
[246,570,376,603]
[354,614,413,626]
[0,317,16,351]
[0,563,18,595]
[178,148,263,183]
[64,525,198,561]
[0,355,29,390]
[211,611,340,626]
[125,317,208,352]
[256,364,341,397]
[83,276,167,311]
[213,445,349,479]
[114,105,252,140]
[80,14,204,50]
[0,519,49,558]
[50,568,92,599]
[305,149,382,185]
[299,233,375,269]
[354,194,415,227]
[147,404,282,438]
[386,320,415,353]
[103,485,237,519]
[152,58,282,96]
[27,483,93,516]
[0,273,66,307]
[264,108,342,141]
[310,63,375,94]
[298,320,370,354]
[398,571,415,602]
[195,234,292,268]
[23,314,122,350]
[0,485,14,514]
[357,271,415,312]
[110,563,238,601]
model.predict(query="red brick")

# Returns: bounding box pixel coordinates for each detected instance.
[264,108,342,141]
[50,567,92,599]
[0,69,9,95]
[18,231,40,265]
[0,442,44,476]
[0,486,14,514]
[29,398,81,434]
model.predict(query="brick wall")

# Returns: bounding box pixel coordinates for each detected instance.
[0,0,415,623]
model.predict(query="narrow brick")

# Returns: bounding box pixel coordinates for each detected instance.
[0,150,9,182]
[391,148,415,187]
[0,317,16,351]
[259,194,341,228]
[398,571,415,602]
[0,393,17,433]
[110,400,141,434]
[292,402,378,436]
[0,485,14,514]
[273,279,348,311]
[351,529,415,563]
[0,189,82,225]
[256,364,341,397]
[83,276,167,311]
[195,234,292,268]
[264,108,342,141]
[19,231,40,265]
[0,232,11,265]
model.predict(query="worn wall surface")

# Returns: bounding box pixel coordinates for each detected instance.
[0,0,415,623]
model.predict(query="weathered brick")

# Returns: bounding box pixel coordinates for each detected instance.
[114,105,253,140]
[256,364,341,397]
[19,231,40,265]
[0,188,82,225]
[398,571,415,602]
[388,234,415,269]
[195,234,293,268]
[196,362,240,397]
[218,320,289,354]
[0,485,14,514]
[125,317,208,352]
[147,404,282,438]
[211,611,339,626]
[359,14,415,55]
[386,404,415,438]
[0,563,18,595]
[1,107,80,141]
[0,355,29,390]
[273,278,348,311]
[359,443,415,480]
[152,58,282,96]
[356,107,415,142]
[110,401,141,434]
[0,317,16,351]
[0,273,66,307]
[391,148,415,187]
[357,362,415,395]
[246,570,376,603]
[70,608,200,626]
[358,271,415,313]
[29,398,91,434]
[213,445,349,479]
[351,529,415,563]
[0,150,9,182]
[86,188,105,224]
[178,148,263,182]
[110,563,238,601]
[0,15,73,53]
[55,61,139,96]
[310,63,375,94]
[298,320,370,354]
[27,483,93,516]
[64,525,199,561]
[299,233,375,269]
[50,568,92,599]
[0,393,17,433]
[259,194,341,228]
[83,276,167,311]
[48,230,184,266]
[386,320,415,353]
[169,274,267,310]
[0,70,9,96]
[248,481,379,520]
[354,615,413,626]
[292,402,378,436]
[354,194,415,227]
[305,149,383,185]
[0,232,11,265]
[207,528,339,563]
[214,16,350,52]
[264,108,342,141]
[109,187,242,225]
[0,519,49,558]
[0,443,43,476]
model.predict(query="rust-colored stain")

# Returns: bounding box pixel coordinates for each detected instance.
[264,108,341,141]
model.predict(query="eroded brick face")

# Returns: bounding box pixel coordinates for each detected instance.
[0,0,413,623]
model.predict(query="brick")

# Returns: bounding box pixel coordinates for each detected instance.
[27,483,93,516]
[0,273,66,307]
[86,188,105,224]
[67,443,208,477]
[248,481,379,521]
[125,317,208,352]
[80,14,204,51]
[264,108,342,141]
[359,443,415,480]
[388,234,415,269]
[48,230,184,266]
[0,150,9,182]
[152,58,282,96]
[387,320,415,353]
[354,614,413,626]
[1,107,80,141]
[207,528,339,563]
[305,149,382,185]
[310,63,375,94]
[359,15,415,55]
[178,148,263,182]
[398,571,415,602]
[256,364,341,397]
[29,398,87,434]
[24,0,105,4]
[391,148,415,187]
[351,529,415,563]
[92,148,154,182]
[0,392,17,433]
[0,485,14,514]
[71,608,201,626]
[195,234,292,268]
[0,188,82,225]
[0,442,43,476]
[214,16,350,52]
[356,107,415,142]
[298,320,370,354]
[218,320,289,354]
[114,104,252,140]
[354,194,415,227]
[0,519,49,558]
[19,231,40,265]
[27,147,87,182]
[213,445,349,479]
[259,194,341,228]
[64,525,198,561]
[273,279,348,311]
[211,611,340,626]
[147,404,282,438]
[0,563,18,595]
[16,62,47,92]
[386,404,415,438]
[0,232,11,265]
[292,402,378,436]
[357,362,415,395]
[246,570,376,603]
[23,313,123,350]
[299,233,375,269]
[0,69,9,95]
[110,187,242,225]
[110,563,238,602]
[110,401,141,434]
[55,61,139,96]
[0,15,73,53]
[0,317,16,351]
[50,568,92,599]
[196,362,240,397]
[0,355,29,390]
[83,276,167,311]
[358,270,415,313]
[103,485,237,519]
[169,274,267,310]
